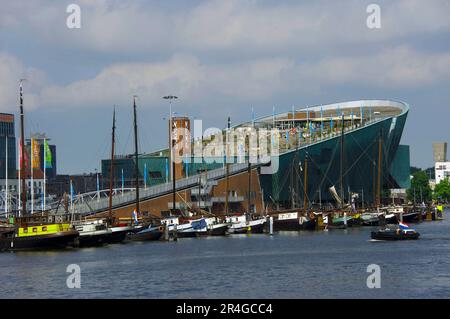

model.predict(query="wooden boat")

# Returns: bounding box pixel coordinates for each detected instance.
[107,223,133,243]
[73,219,112,247]
[227,215,266,234]
[0,223,79,252]
[371,228,420,240]
[174,217,228,237]
[128,224,163,241]
[272,212,316,231]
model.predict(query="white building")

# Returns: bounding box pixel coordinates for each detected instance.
[435,162,450,184]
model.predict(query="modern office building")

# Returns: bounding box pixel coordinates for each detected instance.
[433,142,448,163]
[0,113,17,181]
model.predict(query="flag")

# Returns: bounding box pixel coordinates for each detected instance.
[398,222,410,230]
[251,106,255,127]
[31,138,40,169]
[44,140,52,168]
[121,169,124,190]
[165,158,169,183]
[70,180,74,201]
[19,141,30,170]
[144,163,148,186]
[132,209,138,224]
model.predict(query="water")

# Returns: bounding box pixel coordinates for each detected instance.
[1,211,450,299]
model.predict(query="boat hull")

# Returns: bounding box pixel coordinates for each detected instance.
[273,218,315,231]
[1,230,79,252]
[128,226,163,241]
[371,230,420,240]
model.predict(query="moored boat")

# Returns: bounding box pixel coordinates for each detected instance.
[226,215,266,234]
[1,223,79,252]
[128,224,164,241]
[74,219,112,247]
[272,211,315,231]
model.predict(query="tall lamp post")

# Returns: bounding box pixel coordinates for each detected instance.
[163,95,178,211]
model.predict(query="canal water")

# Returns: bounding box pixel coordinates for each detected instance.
[1,211,450,299]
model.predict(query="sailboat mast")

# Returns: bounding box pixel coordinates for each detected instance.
[133,96,140,215]
[225,116,230,215]
[19,80,27,215]
[5,136,8,215]
[303,153,308,216]
[339,113,345,210]
[376,131,382,207]
[108,108,116,221]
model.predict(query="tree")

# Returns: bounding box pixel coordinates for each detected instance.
[434,179,450,202]
[407,171,433,203]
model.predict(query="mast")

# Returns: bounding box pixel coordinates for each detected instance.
[133,96,140,215]
[339,113,345,211]
[376,131,382,208]
[225,116,230,215]
[303,153,308,216]
[19,79,27,215]
[290,156,295,209]
[5,136,8,215]
[43,138,46,213]
[108,107,116,222]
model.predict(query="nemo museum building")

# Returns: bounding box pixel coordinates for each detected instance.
[83,99,410,218]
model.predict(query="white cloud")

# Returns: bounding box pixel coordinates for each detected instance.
[4,0,450,55]
[0,53,47,112]
[0,46,445,111]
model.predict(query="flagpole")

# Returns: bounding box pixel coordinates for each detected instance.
[18,140,21,216]
[43,138,46,213]
[121,168,124,196]
[5,136,8,217]
[31,138,34,214]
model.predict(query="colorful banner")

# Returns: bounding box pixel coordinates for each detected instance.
[19,142,29,170]
[44,140,52,168]
[31,139,40,169]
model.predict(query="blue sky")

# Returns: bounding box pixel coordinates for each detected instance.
[1,0,450,174]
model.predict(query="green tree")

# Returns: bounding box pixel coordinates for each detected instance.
[434,179,450,202]
[407,171,433,203]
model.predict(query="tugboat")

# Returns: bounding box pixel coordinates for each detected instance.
[227,214,266,234]
[371,222,420,241]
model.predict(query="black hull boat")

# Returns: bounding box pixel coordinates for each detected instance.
[371,229,420,241]
[128,225,163,241]
[106,226,130,244]
[401,211,420,223]
[228,217,266,234]
[1,227,79,252]
[272,213,316,231]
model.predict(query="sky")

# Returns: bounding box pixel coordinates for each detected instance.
[1,0,450,174]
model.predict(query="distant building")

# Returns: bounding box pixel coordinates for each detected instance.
[0,113,17,180]
[435,162,450,184]
[433,142,447,163]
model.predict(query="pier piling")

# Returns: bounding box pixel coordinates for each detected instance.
[269,216,273,235]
